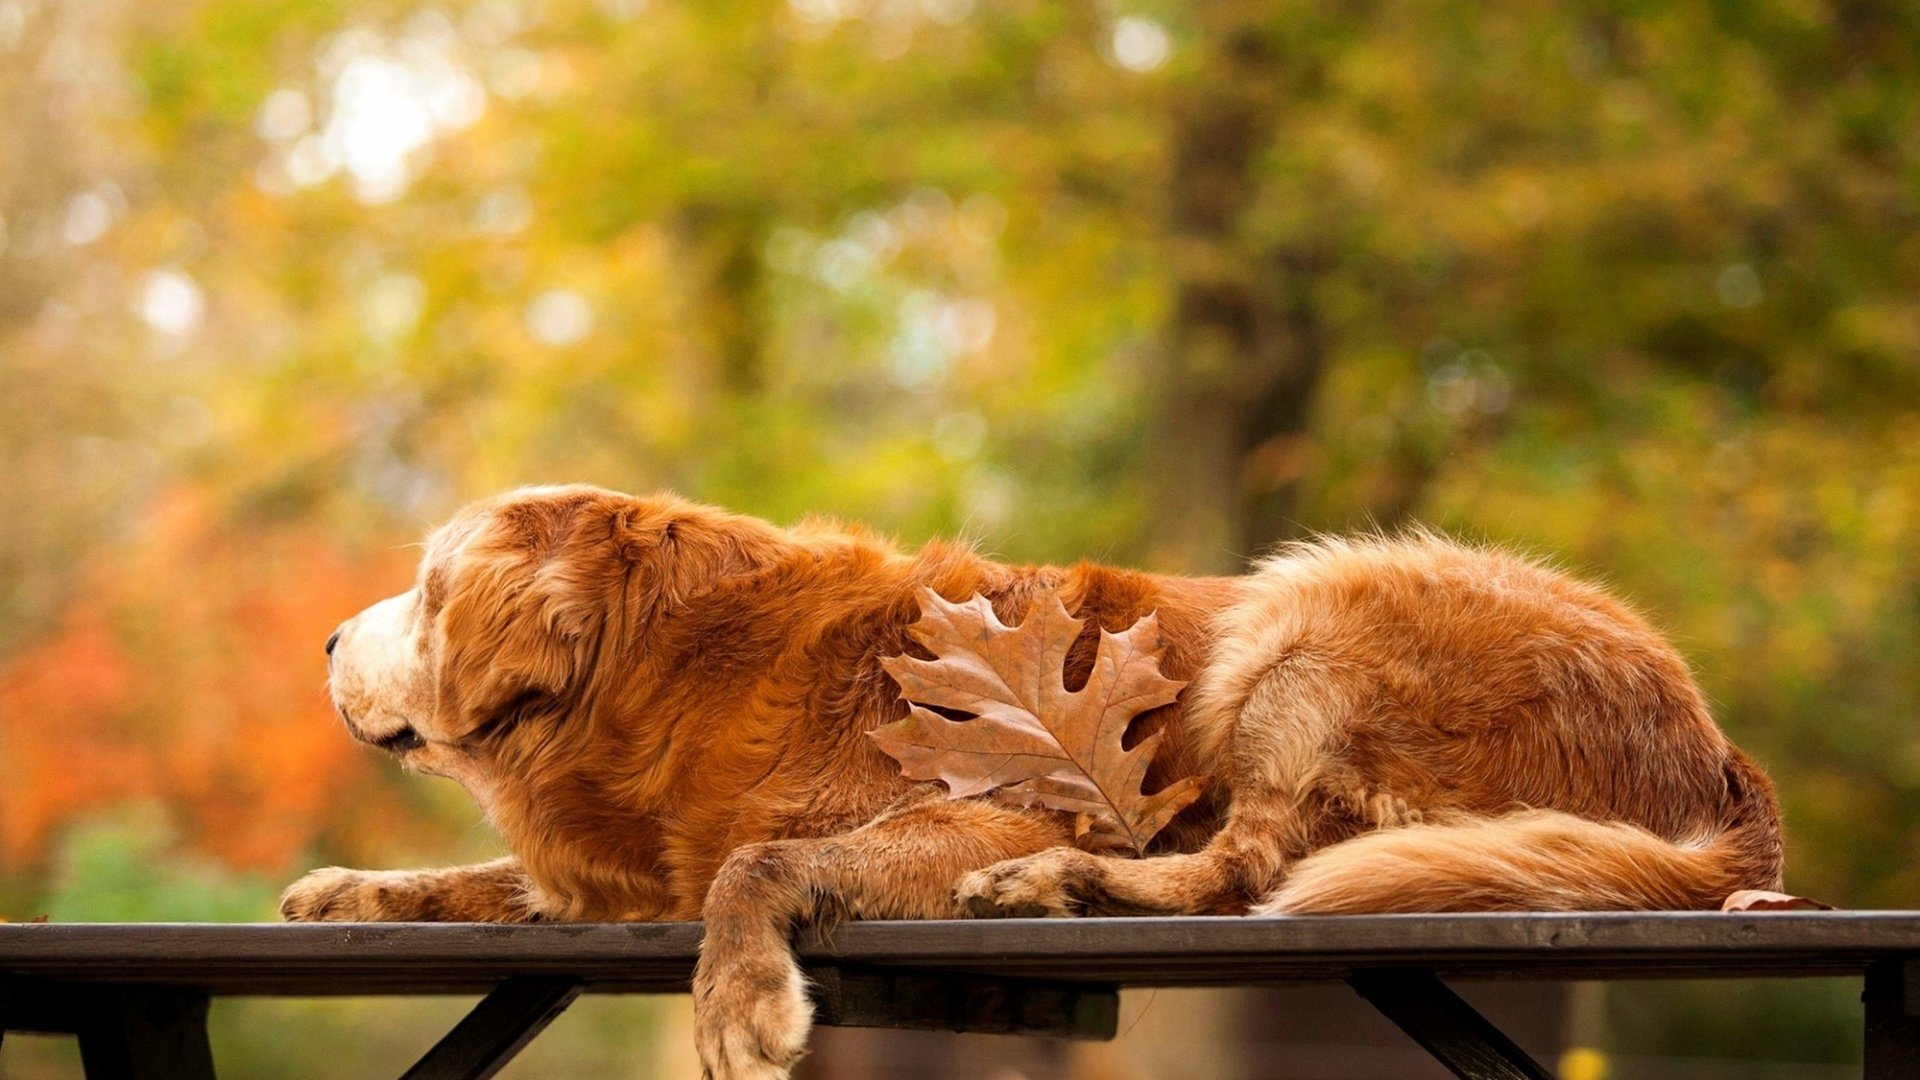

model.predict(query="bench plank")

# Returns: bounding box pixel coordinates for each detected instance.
[3,913,1918,995]
[810,965,1118,1040]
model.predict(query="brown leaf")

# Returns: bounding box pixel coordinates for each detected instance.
[872,586,1210,855]
[1722,889,1834,912]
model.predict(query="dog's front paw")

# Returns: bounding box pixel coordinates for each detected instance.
[692,938,812,1080]
[955,848,1098,918]
[279,867,397,922]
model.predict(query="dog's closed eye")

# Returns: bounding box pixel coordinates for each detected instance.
[374,727,426,754]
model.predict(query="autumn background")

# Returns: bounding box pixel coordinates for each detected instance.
[1,0,1916,1076]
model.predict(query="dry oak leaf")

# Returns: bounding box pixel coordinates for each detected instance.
[872,586,1210,855]
[1722,890,1834,912]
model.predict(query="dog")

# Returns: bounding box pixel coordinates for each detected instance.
[284,484,1784,1079]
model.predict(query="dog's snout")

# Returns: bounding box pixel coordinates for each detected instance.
[325,628,342,656]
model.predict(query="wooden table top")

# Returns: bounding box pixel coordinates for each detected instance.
[4,912,1917,996]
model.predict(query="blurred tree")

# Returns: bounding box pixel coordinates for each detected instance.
[1145,2,1296,573]
[0,0,159,655]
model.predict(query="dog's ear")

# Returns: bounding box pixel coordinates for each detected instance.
[430,554,592,743]
[428,502,616,744]
[425,491,783,742]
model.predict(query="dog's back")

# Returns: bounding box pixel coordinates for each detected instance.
[1130,531,1785,915]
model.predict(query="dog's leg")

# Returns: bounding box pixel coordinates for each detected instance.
[960,655,1378,917]
[280,856,544,922]
[693,796,1069,1080]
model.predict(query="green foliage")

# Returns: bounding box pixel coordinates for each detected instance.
[39,807,280,923]
[1605,978,1864,1071]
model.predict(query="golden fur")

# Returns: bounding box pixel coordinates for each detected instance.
[285,485,1783,1080]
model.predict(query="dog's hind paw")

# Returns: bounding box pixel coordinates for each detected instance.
[954,848,1098,918]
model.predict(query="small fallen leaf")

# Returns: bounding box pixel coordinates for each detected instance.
[1722,889,1834,912]
[872,586,1210,855]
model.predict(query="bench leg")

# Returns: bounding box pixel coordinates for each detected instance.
[400,976,584,1080]
[1348,970,1554,1080]
[73,987,218,1080]
[1864,959,1920,1080]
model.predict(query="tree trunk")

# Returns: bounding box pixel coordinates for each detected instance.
[1144,10,1327,575]
[681,202,770,398]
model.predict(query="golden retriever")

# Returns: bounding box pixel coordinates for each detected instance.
[284,484,1783,1080]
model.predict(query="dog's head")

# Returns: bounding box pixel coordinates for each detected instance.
[326,485,777,788]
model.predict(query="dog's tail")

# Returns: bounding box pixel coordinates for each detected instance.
[1256,756,1784,915]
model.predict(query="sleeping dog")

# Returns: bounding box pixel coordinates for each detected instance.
[286,484,1783,1079]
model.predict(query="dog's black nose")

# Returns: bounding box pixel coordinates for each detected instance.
[325,629,341,656]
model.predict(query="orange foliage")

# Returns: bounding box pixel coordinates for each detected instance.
[0,487,422,872]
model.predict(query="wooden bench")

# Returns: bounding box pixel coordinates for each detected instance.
[3,912,1916,1079]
